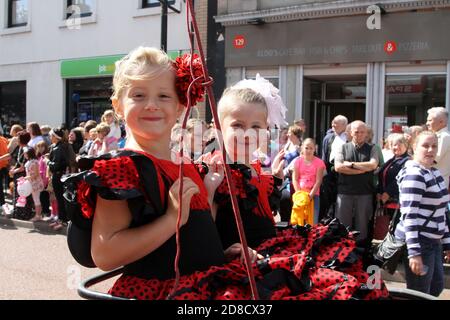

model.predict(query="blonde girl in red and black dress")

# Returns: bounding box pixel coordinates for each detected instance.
[207,83,285,249]
[65,47,264,300]
[65,48,389,300]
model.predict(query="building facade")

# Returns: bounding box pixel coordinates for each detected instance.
[0,0,193,130]
[216,0,450,145]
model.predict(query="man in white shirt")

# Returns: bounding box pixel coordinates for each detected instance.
[329,116,349,163]
[426,107,450,189]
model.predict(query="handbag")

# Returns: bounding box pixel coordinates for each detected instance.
[372,201,391,240]
[373,206,438,274]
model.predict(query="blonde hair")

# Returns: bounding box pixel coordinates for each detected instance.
[40,125,51,135]
[10,124,24,136]
[101,109,119,125]
[414,130,437,149]
[302,138,316,146]
[35,140,49,157]
[217,87,267,123]
[388,133,407,148]
[96,123,111,136]
[111,46,175,100]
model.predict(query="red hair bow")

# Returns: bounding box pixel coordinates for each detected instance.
[173,53,206,107]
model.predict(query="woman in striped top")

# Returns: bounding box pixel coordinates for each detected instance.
[395,131,450,296]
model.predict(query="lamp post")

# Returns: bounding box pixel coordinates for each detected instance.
[158,1,181,52]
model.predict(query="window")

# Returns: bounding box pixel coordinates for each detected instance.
[66,0,95,19]
[0,81,27,129]
[7,0,28,28]
[325,82,366,100]
[142,0,175,8]
[384,74,446,137]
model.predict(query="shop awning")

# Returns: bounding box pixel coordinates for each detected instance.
[61,50,186,78]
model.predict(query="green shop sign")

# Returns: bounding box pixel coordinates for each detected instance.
[61,50,187,78]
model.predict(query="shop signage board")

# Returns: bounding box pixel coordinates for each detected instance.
[225,11,450,67]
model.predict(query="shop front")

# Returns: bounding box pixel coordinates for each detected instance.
[223,9,450,146]
[61,55,122,127]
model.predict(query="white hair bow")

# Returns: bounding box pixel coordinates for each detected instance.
[232,74,288,129]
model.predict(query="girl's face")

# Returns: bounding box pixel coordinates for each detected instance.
[220,101,268,163]
[112,70,183,144]
[413,134,438,168]
[97,131,106,140]
[105,114,114,125]
[68,131,76,142]
[89,130,98,140]
[302,142,315,158]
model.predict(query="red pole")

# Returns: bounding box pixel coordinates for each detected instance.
[185,0,260,300]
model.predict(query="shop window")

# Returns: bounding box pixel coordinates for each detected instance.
[66,78,113,127]
[66,0,95,19]
[0,81,26,131]
[7,0,28,28]
[142,0,175,8]
[325,82,366,100]
[384,74,446,137]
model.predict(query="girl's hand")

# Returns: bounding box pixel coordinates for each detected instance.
[167,177,200,227]
[224,243,264,263]
[203,153,225,198]
[409,255,426,276]
[272,149,286,179]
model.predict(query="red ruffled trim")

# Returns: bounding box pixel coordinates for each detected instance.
[75,157,141,219]
[127,149,210,211]
[92,156,140,191]
[216,161,275,221]
[77,180,93,219]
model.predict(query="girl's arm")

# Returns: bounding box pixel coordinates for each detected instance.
[7,137,18,154]
[202,153,224,221]
[309,167,325,198]
[0,153,11,162]
[91,177,199,271]
[292,162,300,192]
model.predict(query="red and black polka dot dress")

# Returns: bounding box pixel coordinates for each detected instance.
[67,150,389,300]
[214,160,281,249]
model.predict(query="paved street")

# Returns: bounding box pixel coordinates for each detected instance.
[0,221,116,300]
[1,219,449,300]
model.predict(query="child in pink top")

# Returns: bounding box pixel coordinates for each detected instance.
[292,138,326,224]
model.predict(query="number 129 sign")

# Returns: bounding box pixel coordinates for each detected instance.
[233,35,246,49]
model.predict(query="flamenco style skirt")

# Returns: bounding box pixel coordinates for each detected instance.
[109,219,389,300]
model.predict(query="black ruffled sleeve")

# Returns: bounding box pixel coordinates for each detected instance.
[63,152,166,268]
[63,152,167,229]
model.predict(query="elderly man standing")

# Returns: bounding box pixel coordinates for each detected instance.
[426,107,450,190]
[319,115,348,220]
[334,120,379,244]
